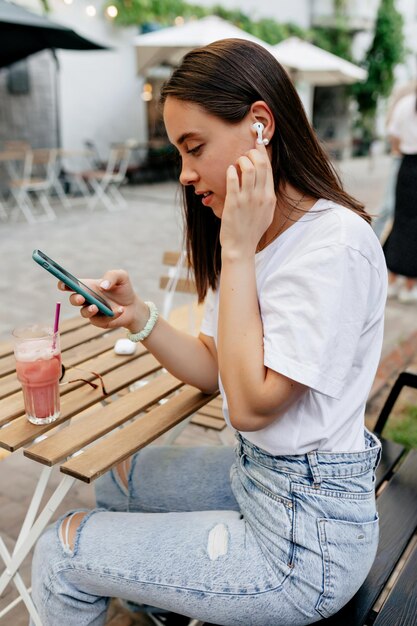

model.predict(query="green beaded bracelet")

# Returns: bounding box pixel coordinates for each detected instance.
[126,301,159,342]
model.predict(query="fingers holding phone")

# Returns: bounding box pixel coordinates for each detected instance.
[57,278,120,327]
[33,249,114,318]
[58,269,147,332]
[33,250,147,331]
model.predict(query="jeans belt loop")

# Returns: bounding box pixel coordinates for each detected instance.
[307,450,322,488]
[235,432,243,457]
[374,444,382,469]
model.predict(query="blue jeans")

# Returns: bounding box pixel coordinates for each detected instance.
[30,430,381,626]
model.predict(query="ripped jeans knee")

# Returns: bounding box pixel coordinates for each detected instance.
[58,510,90,555]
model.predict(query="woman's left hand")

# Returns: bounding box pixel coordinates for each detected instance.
[220,140,276,258]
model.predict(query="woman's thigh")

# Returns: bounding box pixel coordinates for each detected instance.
[95,445,240,513]
[33,507,303,626]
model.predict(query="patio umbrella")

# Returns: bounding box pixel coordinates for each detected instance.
[273,37,367,86]
[0,0,107,68]
[134,15,274,74]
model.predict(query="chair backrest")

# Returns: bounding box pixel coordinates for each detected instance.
[159,250,197,320]
[4,140,31,152]
[31,148,57,165]
[3,145,31,180]
[24,148,58,187]
[21,150,34,181]
[105,147,131,182]
[6,149,33,182]
[84,139,104,169]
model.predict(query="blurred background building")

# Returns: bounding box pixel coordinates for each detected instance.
[0,0,416,161]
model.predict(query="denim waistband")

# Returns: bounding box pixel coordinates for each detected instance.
[236,429,381,480]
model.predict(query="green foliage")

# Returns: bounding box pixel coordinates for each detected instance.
[107,0,356,61]
[109,0,205,27]
[311,26,352,61]
[352,0,404,120]
[309,0,351,61]
[210,8,305,45]
[244,19,305,45]
[109,0,307,43]
[38,0,50,13]
[384,405,417,450]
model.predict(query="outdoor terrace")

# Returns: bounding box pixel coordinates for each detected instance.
[1,152,417,625]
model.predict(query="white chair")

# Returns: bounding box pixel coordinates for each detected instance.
[8,149,58,223]
[160,250,196,323]
[50,155,72,211]
[58,148,96,199]
[3,141,31,180]
[0,147,26,221]
[74,146,131,211]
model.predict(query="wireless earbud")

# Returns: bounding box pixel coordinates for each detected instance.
[252,122,269,145]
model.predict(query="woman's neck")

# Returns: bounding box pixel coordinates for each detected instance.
[256,185,316,252]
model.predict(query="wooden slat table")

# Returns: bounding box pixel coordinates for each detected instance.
[0,318,218,625]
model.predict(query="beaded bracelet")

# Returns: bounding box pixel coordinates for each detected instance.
[126,301,159,342]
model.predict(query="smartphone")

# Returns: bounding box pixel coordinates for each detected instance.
[32,249,114,317]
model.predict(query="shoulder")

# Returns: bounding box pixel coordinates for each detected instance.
[297,199,375,248]
[290,200,385,275]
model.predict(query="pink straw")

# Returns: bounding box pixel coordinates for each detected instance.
[53,302,61,349]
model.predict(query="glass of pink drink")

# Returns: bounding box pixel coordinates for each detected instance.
[13,325,61,425]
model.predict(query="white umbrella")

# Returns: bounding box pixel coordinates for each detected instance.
[273,37,367,86]
[134,15,274,74]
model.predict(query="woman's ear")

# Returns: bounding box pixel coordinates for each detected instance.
[250,101,275,143]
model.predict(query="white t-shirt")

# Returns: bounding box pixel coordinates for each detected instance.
[387,93,417,154]
[200,199,388,455]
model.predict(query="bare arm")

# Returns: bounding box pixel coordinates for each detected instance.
[389,134,401,155]
[218,255,304,431]
[142,320,218,393]
[218,143,305,431]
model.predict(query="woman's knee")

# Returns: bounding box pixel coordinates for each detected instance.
[32,513,109,625]
[59,511,89,553]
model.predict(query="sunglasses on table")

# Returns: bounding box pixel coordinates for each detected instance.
[59,364,109,396]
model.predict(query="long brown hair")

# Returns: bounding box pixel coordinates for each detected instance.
[160,38,370,302]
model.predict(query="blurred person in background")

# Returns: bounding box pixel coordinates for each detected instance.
[384,86,417,302]
[372,82,416,241]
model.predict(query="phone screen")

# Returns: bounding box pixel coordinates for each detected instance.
[34,250,112,310]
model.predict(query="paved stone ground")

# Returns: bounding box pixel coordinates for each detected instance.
[0,183,184,340]
[1,154,417,625]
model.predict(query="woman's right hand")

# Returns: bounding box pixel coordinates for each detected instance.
[58,269,149,332]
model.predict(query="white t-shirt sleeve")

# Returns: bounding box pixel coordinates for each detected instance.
[387,97,406,138]
[260,244,371,399]
[200,288,217,337]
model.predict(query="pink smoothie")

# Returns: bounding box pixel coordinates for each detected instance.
[15,339,61,421]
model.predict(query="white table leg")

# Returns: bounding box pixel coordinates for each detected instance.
[0,537,42,625]
[0,472,75,625]
[14,465,52,554]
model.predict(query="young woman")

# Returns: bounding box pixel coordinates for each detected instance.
[31,39,387,626]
